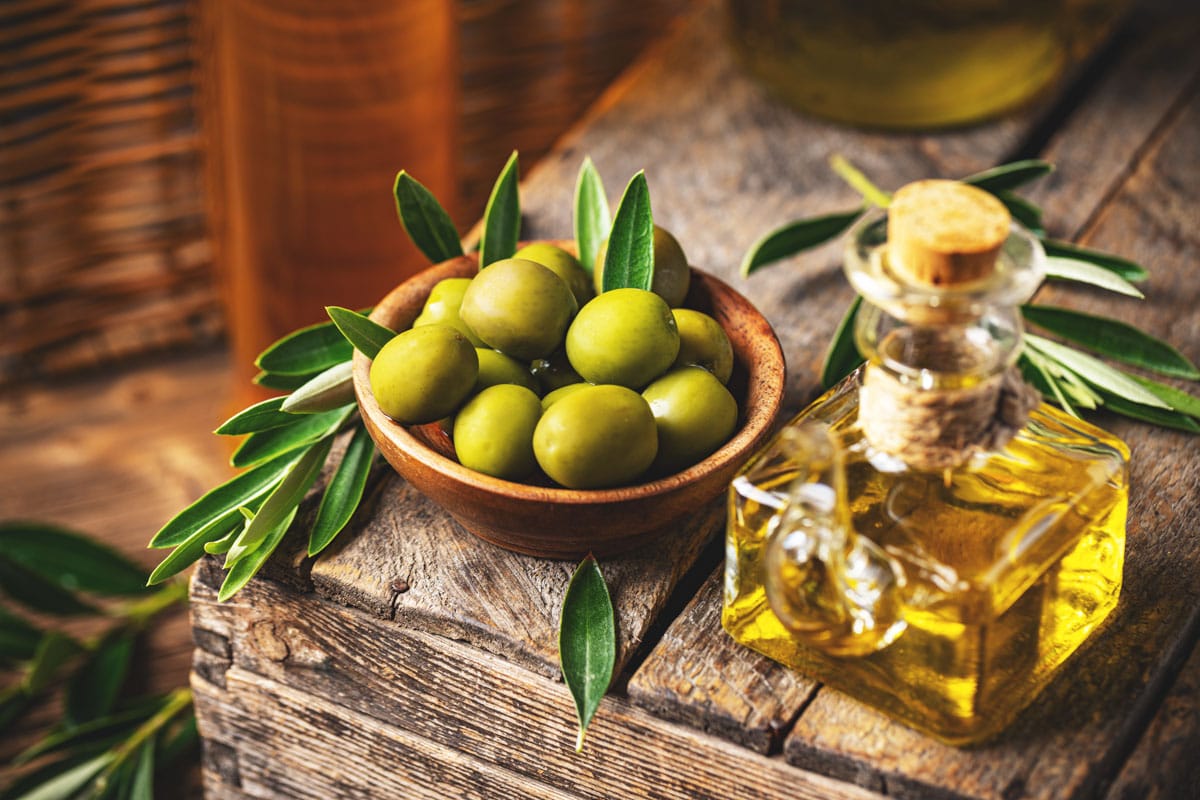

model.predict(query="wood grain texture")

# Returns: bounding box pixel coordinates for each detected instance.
[627,570,818,755]
[310,476,719,679]
[1105,635,1200,800]
[781,40,1200,800]
[1025,11,1200,240]
[194,668,578,800]
[189,569,881,800]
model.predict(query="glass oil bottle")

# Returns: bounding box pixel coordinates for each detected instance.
[723,180,1129,744]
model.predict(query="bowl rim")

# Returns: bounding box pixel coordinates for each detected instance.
[351,244,785,507]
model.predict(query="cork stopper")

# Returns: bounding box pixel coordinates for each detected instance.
[887,180,1011,287]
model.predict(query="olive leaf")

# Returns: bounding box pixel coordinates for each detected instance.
[128,740,155,800]
[820,296,865,389]
[218,505,299,602]
[64,631,135,726]
[1095,389,1200,432]
[394,170,464,264]
[0,606,42,663]
[574,156,610,275]
[224,436,333,569]
[601,170,654,292]
[994,190,1044,233]
[0,559,96,616]
[255,319,353,377]
[327,306,396,360]
[254,370,320,391]
[962,159,1054,194]
[559,555,615,752]
[0,522,148,596]
[148,448,302,549]
[24,632,83,695]
[308,424,376,557]
[280,360,355,414]
[147,506,247,585]
[480,150,521,268]
[1041,239,1149,282]
[741,208,863,277]
[1042,256,1144,298]
[230,404,353,468]
[1020,352,1079,418]
[1024,334,1169,407]
[9,752,114,800]
[1022,306,1200,380]
[1130,375,1200,418]
[215,397,294,436]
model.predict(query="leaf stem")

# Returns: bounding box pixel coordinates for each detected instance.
[829,155,892,208]
[118,581,189,627]
[92,687,193,791]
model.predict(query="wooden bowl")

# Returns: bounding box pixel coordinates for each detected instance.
[352,247,785,559]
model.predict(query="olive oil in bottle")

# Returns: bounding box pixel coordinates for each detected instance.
[724,0,1127,128]
[723,181,1128,744]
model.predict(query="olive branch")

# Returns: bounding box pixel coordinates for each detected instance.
[741,156,1200,431]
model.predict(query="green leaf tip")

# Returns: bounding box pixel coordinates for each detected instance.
[480,150,521,268]
[327,306,396,360]
[574,157,610,276]
[962,159,1054,194]
[601,170,654,293]
[394,170,464,264]
[559,554,616,753]
[740,208,863,278]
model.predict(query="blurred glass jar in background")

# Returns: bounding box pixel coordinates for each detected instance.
[196,0,458,402]
[724,0,1128,129]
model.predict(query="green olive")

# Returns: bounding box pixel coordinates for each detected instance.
[566,288,680,388]
[459,258,576,360]
[453,384,542,480]
[370,325,478,424]
[533,385,657,489]
[671,308,734,383]
[593,225,691,308]
[474,348,538,394]
[540,382,589,411]
[643,367,738,475]
[530,347,584,394]
[413,277,484,346]
[514,243,594,308]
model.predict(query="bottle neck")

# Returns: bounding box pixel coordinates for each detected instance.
[854,302,1038,470]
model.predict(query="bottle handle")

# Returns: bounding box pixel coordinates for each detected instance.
[764,423,907,657]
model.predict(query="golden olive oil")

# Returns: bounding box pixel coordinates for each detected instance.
[724,379,1127,743]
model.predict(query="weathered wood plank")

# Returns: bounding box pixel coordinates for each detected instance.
[190,569,881,800]
[1026,11,1200,240]
[627,570,818,755]
[193,668,578,800]
[1105,635,1200,800]
[308,470,720,679]
[782,52,1200,800]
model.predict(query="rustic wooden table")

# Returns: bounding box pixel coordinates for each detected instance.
[187,2,1200,798]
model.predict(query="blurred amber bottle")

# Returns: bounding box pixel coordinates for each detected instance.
[725,0,1127,129]
[195,0,458,400]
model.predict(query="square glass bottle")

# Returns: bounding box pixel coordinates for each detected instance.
[723,181,1129,744]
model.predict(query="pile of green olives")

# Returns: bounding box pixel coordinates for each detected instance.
[369,234,739,489]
